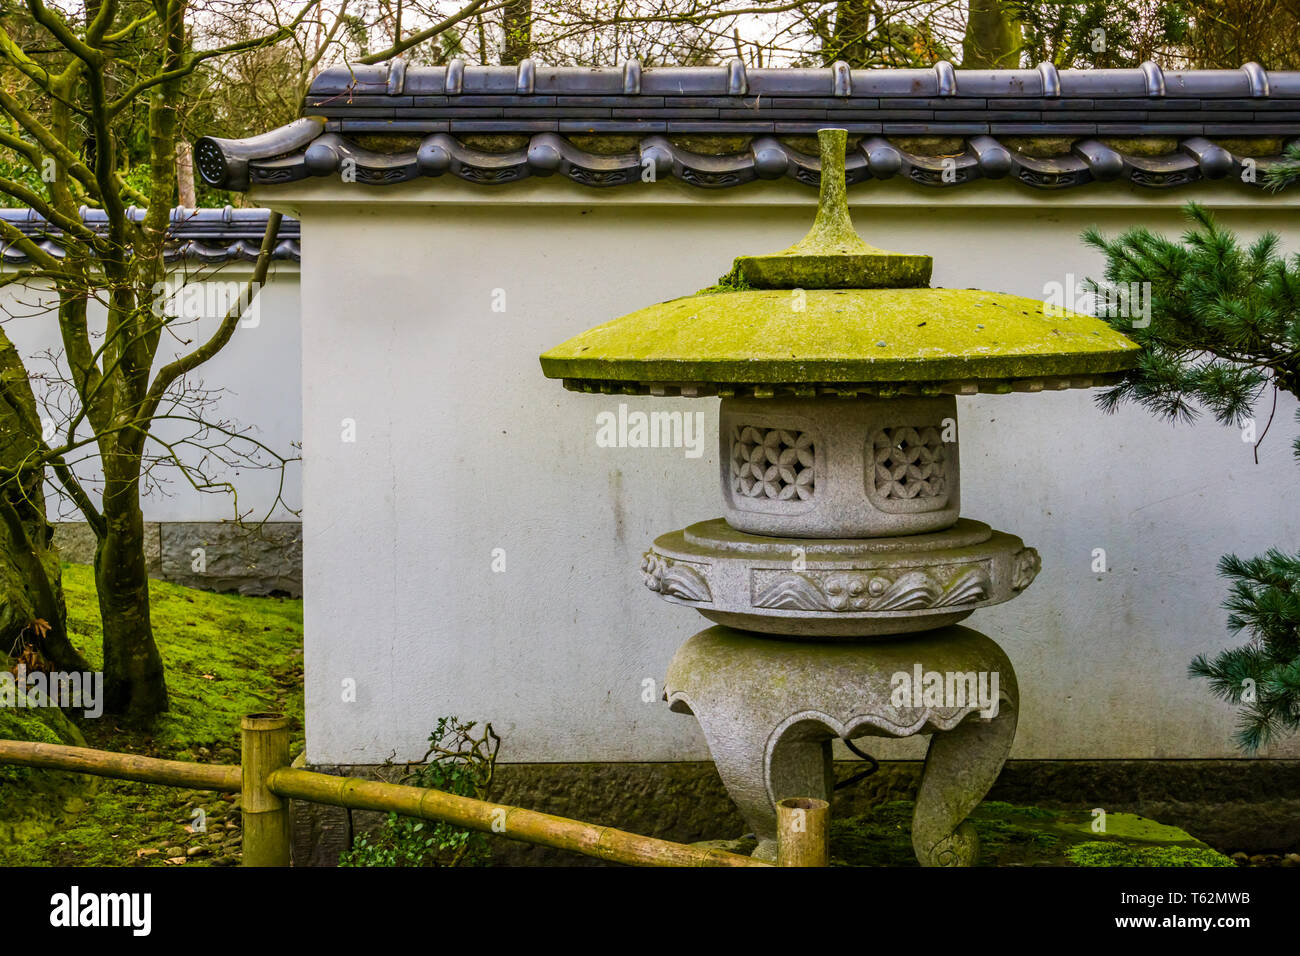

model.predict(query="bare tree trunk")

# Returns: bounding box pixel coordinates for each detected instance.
[825,1,875,67]
[95,466,167,719]
[962,0,1021,68]
[501,0,531,64]
[0,327,86,671]
[176,140,196,208]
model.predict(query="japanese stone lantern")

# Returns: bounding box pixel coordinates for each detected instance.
[540,129,1138,865]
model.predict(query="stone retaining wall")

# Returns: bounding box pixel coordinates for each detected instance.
[52,522,302,597]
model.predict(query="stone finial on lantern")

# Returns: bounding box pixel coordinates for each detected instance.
[728,127,932,290]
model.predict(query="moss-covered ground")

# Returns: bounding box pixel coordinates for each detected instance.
[0,564,303,866]
[698,801,1235,866]
[828,801,1234,867]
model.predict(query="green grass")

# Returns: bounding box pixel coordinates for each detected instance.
[0,564,303,866]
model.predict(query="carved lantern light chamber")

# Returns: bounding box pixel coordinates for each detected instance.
[539,128,1139,864]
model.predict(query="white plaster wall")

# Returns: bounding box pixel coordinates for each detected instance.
[263,176,1300,764]
[0,262,302,522]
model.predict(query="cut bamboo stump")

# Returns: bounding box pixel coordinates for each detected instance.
[776,796,830,867]
[241,713,292,867]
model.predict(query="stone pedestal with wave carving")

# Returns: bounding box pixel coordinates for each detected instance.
[645,514,1038,639]
[665,625,1018,863]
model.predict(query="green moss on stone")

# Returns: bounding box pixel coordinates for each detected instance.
[1099,137,1180,157]
[540,286,1140,386]
[539,127,1140,392]
[1067,813,1200,844]
[696,265,752,295]
[350,135,423,154]
[780,134,864,155]
[890,136,966,156]
[1210,137,1283,157]
[566,135,642,155]
[735,251,933,291]
[1001,136,1076,158]
[667,135,752,155]
[731,128,933,290]
[457,134,530,153]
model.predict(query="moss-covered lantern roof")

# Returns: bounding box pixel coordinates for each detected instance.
[540,128,1139,398]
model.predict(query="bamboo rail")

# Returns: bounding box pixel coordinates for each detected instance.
[0,714,821,867]
[0,738,240,792]
[265,767,770,867]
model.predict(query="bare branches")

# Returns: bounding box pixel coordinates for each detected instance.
[0,22,59,96]
[103,9,160,43]
[359,0,493,64]
[0,2,307,550]
[0,217,65,274]
[86,0,123,46]
[23,0,105,67]
[143,211,283,422]
[0,170,107,249]
[108,0,326,113]
[0,84,99,196]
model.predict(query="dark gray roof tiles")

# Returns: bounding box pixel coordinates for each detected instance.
[195,59,1300,192]
[0,206,300,265]
[306,58,1295,99]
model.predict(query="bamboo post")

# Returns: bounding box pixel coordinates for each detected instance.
[776,796,830,867]
[241,713,292,867]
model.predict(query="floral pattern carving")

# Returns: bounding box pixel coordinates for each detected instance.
[731,426,815,500]
[752,567,990,612]
[871,425,948,500]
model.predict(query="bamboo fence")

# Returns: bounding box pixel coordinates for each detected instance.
[0,713,825,867]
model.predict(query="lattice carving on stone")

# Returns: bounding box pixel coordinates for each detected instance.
[871,425,948,499]
[730,425,815,500]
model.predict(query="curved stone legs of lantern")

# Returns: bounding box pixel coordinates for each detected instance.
[664,624,1018,865]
